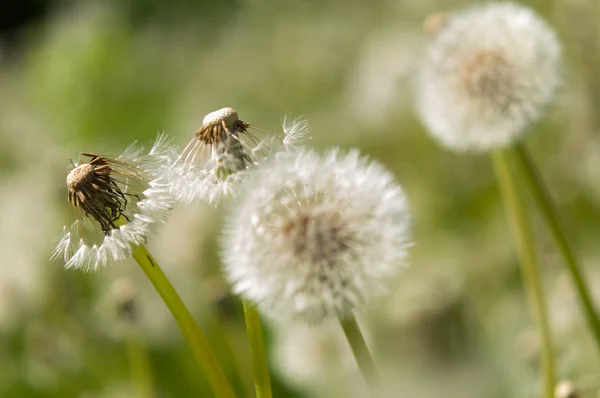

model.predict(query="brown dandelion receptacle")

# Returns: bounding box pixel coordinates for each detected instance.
[195,107,250,146]
[66,154,142,234]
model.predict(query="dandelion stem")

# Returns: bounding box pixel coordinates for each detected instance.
[125,328,155,398]
[512,143,600,350]
[242,300,272,398]
[492,149,556,398]
[131,245,237,398]
[339,315,380,395]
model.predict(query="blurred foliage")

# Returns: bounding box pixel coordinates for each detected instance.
[1,0,600,397]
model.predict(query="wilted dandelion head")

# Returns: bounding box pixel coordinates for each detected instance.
[222,148,411,324]
[52,137,175,271]
[66,154,142,234]
[417,2,561,151]
[168,107,310,205]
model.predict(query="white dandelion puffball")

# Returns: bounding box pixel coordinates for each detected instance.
[52,136,176,271]
[167,107,310,205]
[222,148,412,324]
[417,2,561,152]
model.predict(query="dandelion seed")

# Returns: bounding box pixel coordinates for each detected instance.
[221,148,411,324]
[167,107,309,205]
[416,2,561,151]
[282,115,311,150]
[52,137,175,271]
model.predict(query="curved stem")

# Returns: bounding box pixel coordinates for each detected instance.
[339,315,381,395]
[242,301,272,398]
[132,245,237,398]
[513,143,600,350]
[491,150,556,398]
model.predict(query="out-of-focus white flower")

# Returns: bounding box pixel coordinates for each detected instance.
[222,148,411,324]
[272,322,369,398]
[416,2,561,151]
[51,136,176,271]
[554,381,578,398]
[166,107,309,205]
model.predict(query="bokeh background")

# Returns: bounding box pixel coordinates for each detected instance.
[1,0,599,397]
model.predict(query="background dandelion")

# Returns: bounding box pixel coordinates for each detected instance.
[1,0,600,397]
[416,2,562,151]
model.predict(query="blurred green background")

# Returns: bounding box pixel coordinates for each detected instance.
[1,0,599,397]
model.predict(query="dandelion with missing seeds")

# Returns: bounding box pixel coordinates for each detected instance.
[166,107,309,205]
[52,139,175,271]
[52,138,237,397]
[221,148,412,324]
[417,2,561,151]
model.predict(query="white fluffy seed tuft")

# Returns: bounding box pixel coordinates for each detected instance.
[221,148,412,324]
[416,2,562,152]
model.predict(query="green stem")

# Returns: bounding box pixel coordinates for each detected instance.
[125,328,155,398]
[491,150,556,398]
[513,143,600,350]
[242,301,272,398]
[132,245,237,398]
[339,315,380,395]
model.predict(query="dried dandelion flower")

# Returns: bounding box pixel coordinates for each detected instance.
[167,107,309,205]
[416,2,561,151]
[52,137,176,271]
[221,148,411,324]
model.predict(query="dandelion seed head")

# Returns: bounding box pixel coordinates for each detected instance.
[417,2,561,151]
[167,108,309,205]
[222,149,411,324]
[65,154,139,234]
[52,137,176,271]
